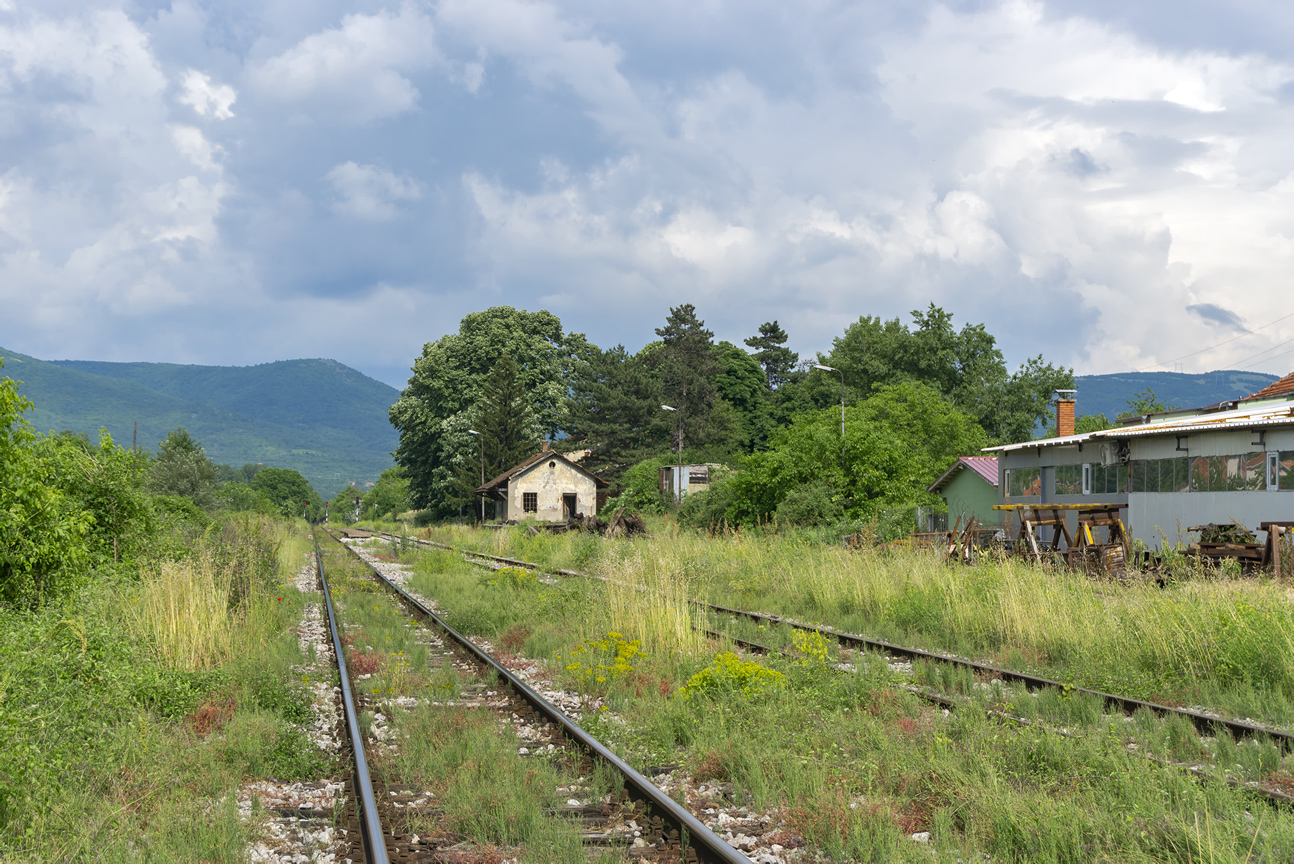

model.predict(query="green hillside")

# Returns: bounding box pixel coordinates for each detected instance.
[0,348,400,498]
[1073,369,1279,420]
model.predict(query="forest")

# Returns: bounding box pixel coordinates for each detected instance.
[385,304,1074,532]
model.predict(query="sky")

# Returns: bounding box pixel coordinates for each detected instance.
[3,0,1294,389]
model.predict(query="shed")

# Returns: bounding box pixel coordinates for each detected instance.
[476,448,608,522]
[659,463,722,502]
[927,456,1001,528]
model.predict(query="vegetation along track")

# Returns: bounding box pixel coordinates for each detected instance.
[382,532,1294,761]
[324,529,753,864]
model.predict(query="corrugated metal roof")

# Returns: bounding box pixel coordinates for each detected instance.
[985,402,1294,453]
[928,455,999,493]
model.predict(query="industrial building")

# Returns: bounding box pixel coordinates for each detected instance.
[986,373,1294,548]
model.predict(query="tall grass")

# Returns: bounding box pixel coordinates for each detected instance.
[431,521,1294,720]
[131,514,298,671]
[598,544,708,659]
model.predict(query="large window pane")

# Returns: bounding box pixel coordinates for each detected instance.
[1131,460,1147,493]
[1054,464,1082,495]
[1244,452,1266,491]
[1223,455,1242,491]
[1008,467,1040,498]
[1281,452,1294,491]
[1191,456,1210,491]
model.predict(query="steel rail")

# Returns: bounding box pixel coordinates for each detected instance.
[315,538,390,864]
[388,531,1294,750]
[328,531,752,864]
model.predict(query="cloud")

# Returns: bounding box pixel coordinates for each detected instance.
[1188,303,1247,331]
[5,0,1294,388]
[250,4,436,123]
[177,69,235,119]
[325,161,423,221]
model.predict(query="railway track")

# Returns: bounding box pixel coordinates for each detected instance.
[366,530,1294,752]
[319,529,753,864]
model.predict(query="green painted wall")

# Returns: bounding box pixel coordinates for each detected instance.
[941,469,998,525]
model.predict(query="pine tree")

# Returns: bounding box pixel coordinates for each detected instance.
[474,356,540,478]
[744,321,798,390]
[650,304,722,453]
[566,345,665,481]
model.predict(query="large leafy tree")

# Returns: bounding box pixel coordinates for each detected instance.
[389,306,586,514]
[147,427,218,508]
[714,341,774,452]
[723,381,989,526]
[809,304,1073,443]
[251,467,324,521]
[0,368,91,606]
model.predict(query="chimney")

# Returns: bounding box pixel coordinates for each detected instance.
[542,440,550,452]
[1055,390,1077,437]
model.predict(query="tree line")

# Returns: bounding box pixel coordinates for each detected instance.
[388,304,1073,529]
[0,363,334,606]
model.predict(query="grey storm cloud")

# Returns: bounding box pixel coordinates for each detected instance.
[2,0,1294,387]
[1188,303,1247,331]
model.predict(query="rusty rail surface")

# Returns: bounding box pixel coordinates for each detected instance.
[328,530,753,864]
[386,531,1294,752]
[314,537,391,864]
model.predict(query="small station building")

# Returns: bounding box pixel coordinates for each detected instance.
[476,446,608,522]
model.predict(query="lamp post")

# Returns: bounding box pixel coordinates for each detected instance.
[468,429,484,524]
[813,364,845,473]
[660,404,682,503]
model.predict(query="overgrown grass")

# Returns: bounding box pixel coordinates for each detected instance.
[0,515,329,861]
[404,526,1294,861]
[323,537,619,862]
[430,522,1294,727]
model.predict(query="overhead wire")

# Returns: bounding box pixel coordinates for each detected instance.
[1139,309,1294,372]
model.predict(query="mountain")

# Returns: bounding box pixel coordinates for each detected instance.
[0,348,400,498]
[1072,370,1280,420]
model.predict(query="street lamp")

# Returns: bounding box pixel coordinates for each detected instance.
[660,404,682,503]
[813,364,845,473]
[468,429,484,524]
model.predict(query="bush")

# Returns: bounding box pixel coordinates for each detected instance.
[774,482,843,527]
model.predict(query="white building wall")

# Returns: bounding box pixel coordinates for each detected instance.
[507,459,598,522]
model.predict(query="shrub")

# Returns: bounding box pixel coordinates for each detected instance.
[679,652,785,699]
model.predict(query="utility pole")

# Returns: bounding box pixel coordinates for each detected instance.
[468,430,485,523]
[660,405,682,503]
[813,364,846,473]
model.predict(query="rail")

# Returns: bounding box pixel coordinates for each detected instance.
[327,530,752,864]
[381,530,1294,751]
[315,537,390,864]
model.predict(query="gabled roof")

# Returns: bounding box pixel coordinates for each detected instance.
[475,449,609,494]
[1247,371,1294,401]
[928,456,999,494]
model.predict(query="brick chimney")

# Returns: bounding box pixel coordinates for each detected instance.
[1056,392,1076,437]
[541,439,550,452]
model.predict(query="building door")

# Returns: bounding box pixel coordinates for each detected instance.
[563,493,578,519]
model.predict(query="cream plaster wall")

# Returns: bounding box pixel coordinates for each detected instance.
[505,459,598,522]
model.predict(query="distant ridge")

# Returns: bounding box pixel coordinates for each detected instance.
[0,348,399,498]
[1072,369,1280,420]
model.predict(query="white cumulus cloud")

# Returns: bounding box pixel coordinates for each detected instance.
[326,161,423,221]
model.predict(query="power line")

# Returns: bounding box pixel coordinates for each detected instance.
[1139,309,1294,372]
[1242,341,1294,372]
[1229,333,1294,369]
